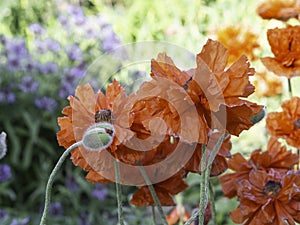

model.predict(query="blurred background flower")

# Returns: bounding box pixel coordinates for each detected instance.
[0,164,11,182]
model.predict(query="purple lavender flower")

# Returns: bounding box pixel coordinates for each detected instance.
[5,38,28,58]
[38,62,58,74]
[65,176,79,192]
[34,96,58,112]
[10,217,30,225]
[59,81,74,98]
[68,5,85,26]
[0,164,11,182]
[101,26,121,52]
[49,202,63,217]
[0,209,8,220]
[91,183,108,201]
[6,55,21,71]
[18,75,39,93]
[0,88,16,104]
[69,66,85,79]
[29,23,46,35]
[44,38,61,54]
[65,44,83,61]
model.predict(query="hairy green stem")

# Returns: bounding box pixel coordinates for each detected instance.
[184,133,226,225]
[138,166,168,225]
[208,181,217,225]
[39,141,83,225]
[199,144,208,225]
[152,206,157,225]
[114,161,125,225]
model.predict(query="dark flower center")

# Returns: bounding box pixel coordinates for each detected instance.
[294,118,300,129]
[95,109,112,123]
[263,180,282,198]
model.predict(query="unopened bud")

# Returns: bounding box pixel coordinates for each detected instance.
[250,107,265,124]
[82,123,115,151]
[0,132,7,160]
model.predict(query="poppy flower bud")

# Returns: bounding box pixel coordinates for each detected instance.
[250,107,265,124]
[82,122,115,151]
[0,131,7,160]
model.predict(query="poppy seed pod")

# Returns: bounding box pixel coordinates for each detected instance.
[82,122,115,151]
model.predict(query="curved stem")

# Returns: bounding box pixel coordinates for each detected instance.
[39,141,82,225]
[114,161,125,225]
[138,166,168,225]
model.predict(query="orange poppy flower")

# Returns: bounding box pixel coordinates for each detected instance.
[216,25,260,65]
[231,169,300,225]
[151,39,264,137]
[253,70,283,97]
[219,137,298,198]
[130,169,188,207]
[184,131,232,176]
[257,0,300,21]
[186,39,263,136]
[261,25,300,78]
[166,205,191,225]
[266,96,300,148]
[57,81,134,183]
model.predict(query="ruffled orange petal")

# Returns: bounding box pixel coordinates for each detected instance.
[266,97,300,148]
[266,137,299,169]
[130,186,175,207]
[130,170,188,207]
[105,79,124,109]
[261,57,300,78]
[215,99,263,136]
[86,170,114,184]
[197,39,228,73]
[57,116,75,148]
[151,52,191,86]
[219,171,249,198]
